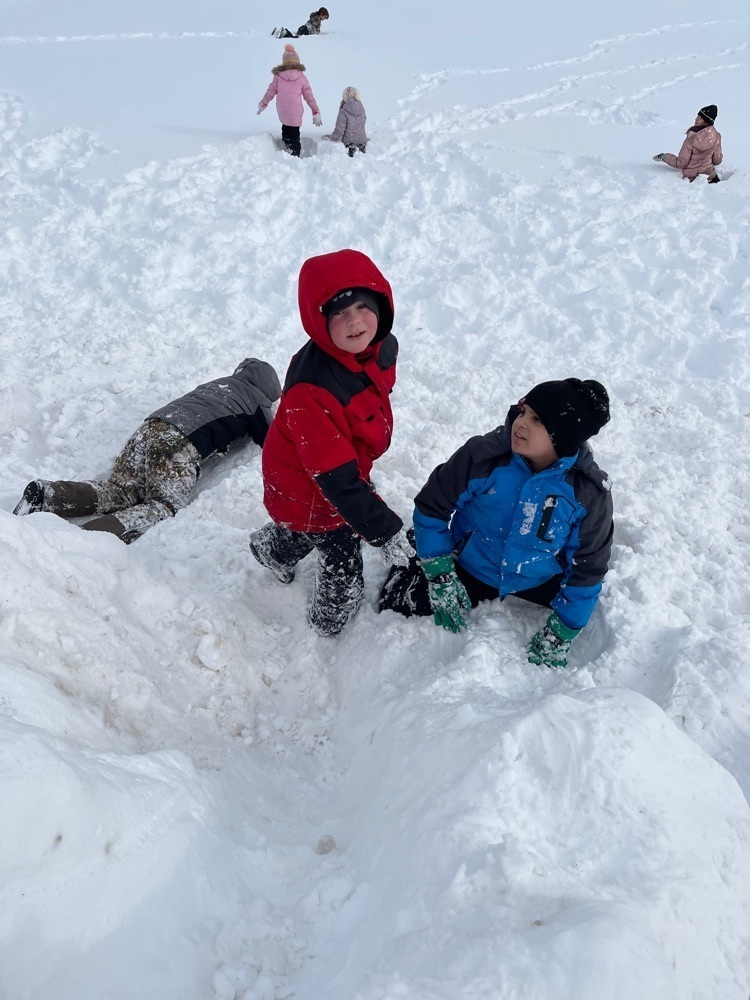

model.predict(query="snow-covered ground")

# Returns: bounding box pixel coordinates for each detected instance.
[2,2,750,998]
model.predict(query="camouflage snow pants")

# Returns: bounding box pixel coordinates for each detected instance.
[39,420,201,543]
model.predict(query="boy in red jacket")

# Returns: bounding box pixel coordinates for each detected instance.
[250,249,413,636]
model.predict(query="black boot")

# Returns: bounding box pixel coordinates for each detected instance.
[249,528,297,584]
[708,174,721,184]
[13,480,46,515]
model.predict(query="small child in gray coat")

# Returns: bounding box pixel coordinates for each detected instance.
[13,358,281,543]
[327,87,368,156]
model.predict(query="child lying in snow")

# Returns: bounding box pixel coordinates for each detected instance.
[272,7,329,38]
[378,379,614,669]
[14,358,281,544]
[652,104,723,183]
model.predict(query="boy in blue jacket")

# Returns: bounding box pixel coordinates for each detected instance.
[378,378,613,669]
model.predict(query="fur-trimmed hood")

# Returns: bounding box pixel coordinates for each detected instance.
[272,62,306,75]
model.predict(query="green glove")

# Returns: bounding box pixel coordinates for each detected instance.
[527,612,581,669]
[421,554,471,634]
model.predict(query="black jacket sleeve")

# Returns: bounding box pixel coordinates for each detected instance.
[315,459,402,544]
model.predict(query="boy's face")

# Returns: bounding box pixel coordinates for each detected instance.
[327,300,378,353]
[511,403,558,471]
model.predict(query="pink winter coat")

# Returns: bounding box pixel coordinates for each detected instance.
[663,125,722,181]
[259,63,319,127]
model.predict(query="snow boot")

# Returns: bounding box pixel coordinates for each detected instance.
[81,514,131,542]
[14,479,99,518]
[708,173,721,184]
[249,530,296,584]
[13,480,46,515]
[347,144,356,157]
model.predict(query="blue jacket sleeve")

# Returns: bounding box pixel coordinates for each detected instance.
[413,427,509,560]
[552,479,613,629]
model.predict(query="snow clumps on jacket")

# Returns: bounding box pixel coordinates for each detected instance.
[261,249,401,543]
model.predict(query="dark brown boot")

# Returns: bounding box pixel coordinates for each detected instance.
[81,514,130,542]
[47,481,99,517]
[14,479,98,517]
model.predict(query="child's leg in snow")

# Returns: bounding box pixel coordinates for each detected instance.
[91,425,149,513]
[15,430,147,518]
[84,421,199,542]
[250,521,315,583]
[24,479,101,517]
[281,125,301,157]
[306,526,364,636]
[141,421,200,513]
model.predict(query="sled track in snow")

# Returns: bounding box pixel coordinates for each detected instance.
[0,29,265,45]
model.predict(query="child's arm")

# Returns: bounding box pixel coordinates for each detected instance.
[662,134,693,171]
[712,135,723,166]
[329,107,347,143]
[258,78,279,113]
[301,78,320,118]
[413,429,508,559]
[552,484,613,630]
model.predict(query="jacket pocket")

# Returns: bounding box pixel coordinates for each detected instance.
[532,495,576,550]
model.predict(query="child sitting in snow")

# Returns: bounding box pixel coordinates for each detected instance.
[257,44,322,157]
[379,379,614,669]
[324,86,368,157]
[250,249,414,637]
[272,7,330,39]
[13,359,281,544]
[652,104,723,183]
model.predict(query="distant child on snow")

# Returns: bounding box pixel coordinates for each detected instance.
[258,44,322,157]
[13,359,281,544]
[250,249,415,637]
[379,379,614,669]
[325,86,368,157]
[272,7,330,38]
[653,104,723,183]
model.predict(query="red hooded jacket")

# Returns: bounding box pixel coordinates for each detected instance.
[261,249,402,542]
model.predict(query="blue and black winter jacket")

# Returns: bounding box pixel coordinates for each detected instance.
[413,412,613,629]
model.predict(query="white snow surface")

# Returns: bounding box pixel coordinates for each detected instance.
[2,1,750,998]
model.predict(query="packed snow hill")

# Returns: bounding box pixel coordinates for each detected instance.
[1,1,750,999]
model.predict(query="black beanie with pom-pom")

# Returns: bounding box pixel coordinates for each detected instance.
[522,378,610,457]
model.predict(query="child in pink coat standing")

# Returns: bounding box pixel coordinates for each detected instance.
[257,45,322,157]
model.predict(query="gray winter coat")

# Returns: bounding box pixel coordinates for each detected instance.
[329,99,368,146]
[148,358,281,459]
